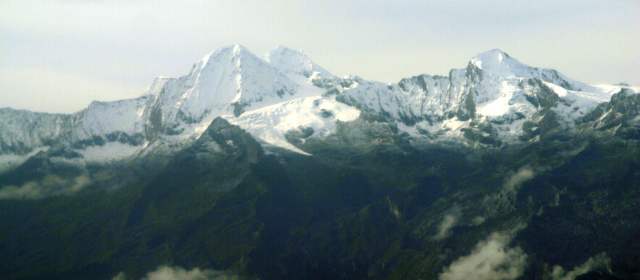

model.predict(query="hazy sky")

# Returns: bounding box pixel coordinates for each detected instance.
[1,0,638,113]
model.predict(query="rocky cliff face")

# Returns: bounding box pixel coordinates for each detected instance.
[579,88,640,138]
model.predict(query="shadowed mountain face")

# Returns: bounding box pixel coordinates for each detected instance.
[0,117,639,280]
[0,46,639,280]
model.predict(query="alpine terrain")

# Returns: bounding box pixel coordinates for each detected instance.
[1,45,639,280]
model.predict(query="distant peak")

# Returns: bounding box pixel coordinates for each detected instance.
[229,43,252,57]
[219,43,250,53]
[471,49,515,66]
[232,43,245,52]
[266,46,333,78]
[469,49,529,75]
[198,44,256,67]
[474,49,510,61]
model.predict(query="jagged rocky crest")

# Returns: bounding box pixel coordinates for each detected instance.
[0,45,638,170]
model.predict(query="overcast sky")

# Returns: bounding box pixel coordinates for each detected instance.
[1,0,638,113]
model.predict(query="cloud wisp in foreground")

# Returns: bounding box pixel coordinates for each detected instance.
[0,175,90,200]
[113,265,237,280]
[434,207,462,241]
[551,253,611,280]
[439,232,527,280]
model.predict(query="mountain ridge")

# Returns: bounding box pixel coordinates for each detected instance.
[0,45,637,168]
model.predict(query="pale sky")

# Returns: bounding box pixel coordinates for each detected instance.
[1,0,638,113]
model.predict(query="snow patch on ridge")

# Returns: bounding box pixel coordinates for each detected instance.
[477,81,521,117]
[544,81,617,122]
[228,96,360,155]
[266,46,334,79]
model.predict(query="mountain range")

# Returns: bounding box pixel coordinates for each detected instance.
[1,45,639,280]
[1,44,637,164]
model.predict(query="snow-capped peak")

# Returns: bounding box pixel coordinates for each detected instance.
[266,46,334,79]
[471,49,511,64]
[469,49,598,92]
[196,44,251,71]
[169,44,300,120]
[469,49,529,77]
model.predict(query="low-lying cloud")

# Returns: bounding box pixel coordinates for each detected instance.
[0,175,90,200]
[143,266,231,280]
[434,214,458,240]
[434,207,462,241]
[503,166,536,193]
[113,265,237,280]
[439,232,527,280]
[551,253,611,280]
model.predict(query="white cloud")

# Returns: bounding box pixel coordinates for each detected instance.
[439,232,527,280]
[434,208,462,240]
[551,253,610,280]
[503,166,536,193]
[472,216,486,225]
[123,266,237,280]
[112,266,232,280]
[434,214,458,240]
[112,272,127,280]
[144,266,214,280]
[0,174,90,200]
